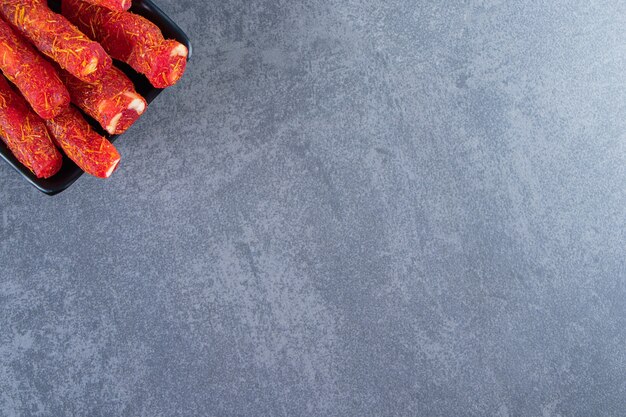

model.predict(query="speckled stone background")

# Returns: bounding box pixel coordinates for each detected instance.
[1,0,625,416]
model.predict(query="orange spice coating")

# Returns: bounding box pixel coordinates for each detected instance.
[81,0,131,12]
[0,75,62,178]
[59,65,147,134]
[45,106,121,178]
[63,0,188,88]
[0,18,70,120]
[0,0,112,83]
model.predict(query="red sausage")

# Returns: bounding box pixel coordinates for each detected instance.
[0,0,112,83]
[81,0,131,11]
[63,0,188,88]
[60,66,147,135]
[0,75,62,178]
[0,18,70,120]
[45,106,121,178]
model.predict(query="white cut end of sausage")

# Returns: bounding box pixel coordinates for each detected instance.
[170,44,188,58]
[124,92,146,114]
[104,158,120,178]
[106,113,123,134]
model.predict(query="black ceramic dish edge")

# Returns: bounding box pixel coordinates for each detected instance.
[0,0,192,195]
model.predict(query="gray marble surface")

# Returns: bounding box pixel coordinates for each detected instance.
[1,0,625,415]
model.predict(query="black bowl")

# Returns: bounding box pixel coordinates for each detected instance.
[0,0,192,195]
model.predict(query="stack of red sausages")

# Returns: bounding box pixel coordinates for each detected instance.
[0,0,188,179]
